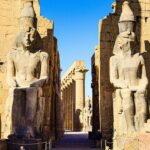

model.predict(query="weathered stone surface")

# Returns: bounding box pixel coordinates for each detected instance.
[0,0,62,141]
[92,0,150,142]
[110,1,148,141]
[5,0,49,139]
[124,133,150,150]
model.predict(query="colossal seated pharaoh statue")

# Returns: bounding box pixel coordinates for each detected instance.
[5,1,49,139]
[110,1,148,137]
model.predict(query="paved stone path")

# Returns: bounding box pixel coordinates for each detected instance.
[53,132,100,150]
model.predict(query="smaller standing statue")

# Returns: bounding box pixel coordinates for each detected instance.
[5,1,49,140]
[83,97,92,131]
[109,1,148,146]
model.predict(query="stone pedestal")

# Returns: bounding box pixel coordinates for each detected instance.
[124,133,150,150]
[113,135,133,150]
[0,140,7,150]
[7,139,42,150]
[113,133,150,150]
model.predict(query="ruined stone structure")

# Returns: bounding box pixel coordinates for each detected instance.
[61,60,88,131]
[0,0,63,142]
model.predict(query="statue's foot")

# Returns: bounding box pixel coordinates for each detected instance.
[128,127,136,136]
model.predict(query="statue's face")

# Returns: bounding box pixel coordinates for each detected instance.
[22,27,36,48]
[117,34,135,53]
[22,32,31,47]
[121,38,135,53]
[118,21,134,34]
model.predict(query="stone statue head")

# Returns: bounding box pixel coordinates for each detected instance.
[20,0,37,31]
[113,1,138,55]
[118,1,135,34]
[113,33,137,55]
[13,0,41,52]
[14,27,41,52]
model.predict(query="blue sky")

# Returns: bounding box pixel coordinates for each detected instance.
[40,0,114,96]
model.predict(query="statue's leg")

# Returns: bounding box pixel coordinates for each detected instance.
[25,87,37,138]
[134,91,147,131]
[4,88,15,138]
[35,87,45,133]
[113,89,122,137]
[12,89,26,135]
[121,89,135,134]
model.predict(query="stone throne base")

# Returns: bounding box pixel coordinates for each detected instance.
[113,133,150,150]
[0,140,7,150]
[113,135,134,150]
[7,138,43,150]
[124,133,150,150]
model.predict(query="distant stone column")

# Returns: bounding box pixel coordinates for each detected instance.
[69,83,72,130]
[68,83,71,130]
[63,87,67,130]
[72,81,75,130]
[65,87,67,129]
[67,85,70,130]
[70,83,74,130]
[66,86,69,130]
[74,69,87,131]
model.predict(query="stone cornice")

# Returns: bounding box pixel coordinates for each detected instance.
[61,60,88,83]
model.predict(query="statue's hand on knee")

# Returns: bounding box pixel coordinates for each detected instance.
[113,80,128,89]
[129,86,145,93]
[8,79,17,88]
[30,78,48,87]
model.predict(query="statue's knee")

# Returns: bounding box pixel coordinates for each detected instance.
[26,87,38,93]
[135,91,145,99]
[135,91,147,113]
[121,89,132,99]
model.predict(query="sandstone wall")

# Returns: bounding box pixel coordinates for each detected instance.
[0,0,62,140]
[91,46,100,133]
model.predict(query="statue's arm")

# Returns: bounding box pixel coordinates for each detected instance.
[139,56,148,90]
[40,52,49,80]
[30,52,49,87]
[110,56,127,88]
[110,56,118,86]
[7,51,17,87]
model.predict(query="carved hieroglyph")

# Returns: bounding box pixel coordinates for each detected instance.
[5,1,49,139]
[109,1,148,149]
